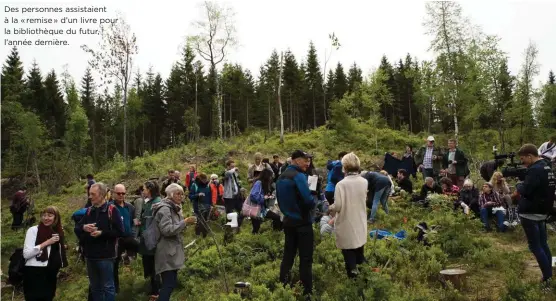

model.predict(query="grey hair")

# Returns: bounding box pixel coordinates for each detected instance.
[91,182,108,199]
[463,179,473,186]
[341,152,360,173]
[174,171,181,176]
[425,177,434,183]
[165,183,184,199]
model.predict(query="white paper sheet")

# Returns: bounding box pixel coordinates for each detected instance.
[308,175,318,191]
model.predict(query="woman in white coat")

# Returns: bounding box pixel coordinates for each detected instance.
[23,206,68,301]
[329,152,368,278]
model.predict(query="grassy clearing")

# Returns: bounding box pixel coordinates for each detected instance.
[1,127,555,300]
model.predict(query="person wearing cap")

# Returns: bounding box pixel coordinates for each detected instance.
[415,136,444,181]
[209,174,224,206]
[276,150,316,298]
[479,182,506,232]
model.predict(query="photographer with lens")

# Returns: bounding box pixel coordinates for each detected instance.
[513,144,555,290]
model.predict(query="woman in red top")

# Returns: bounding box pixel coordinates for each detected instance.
[440,177,460,197]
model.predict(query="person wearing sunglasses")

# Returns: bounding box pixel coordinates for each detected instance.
[111,184,138,294]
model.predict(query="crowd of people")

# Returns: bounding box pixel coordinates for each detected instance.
[10,134,556,300]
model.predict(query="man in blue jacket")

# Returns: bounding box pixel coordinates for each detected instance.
[77,182,124,301]
[324,151,348,205]
[276,150,315,299]
[515,144,555,289]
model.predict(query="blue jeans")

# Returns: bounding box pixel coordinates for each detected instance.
[521,218,553,281]
[480,208,506,232]
[87,259,115,301]
[158,270,178,301]
[369,187,390,221]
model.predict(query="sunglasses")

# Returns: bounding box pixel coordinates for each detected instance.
[116,192,126,196]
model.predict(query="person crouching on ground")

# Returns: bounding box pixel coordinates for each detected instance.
[329,152,368,278]
[396,169,413,194]
[154,184,197,301]
[23,206,68,301]
[362,171,392,223]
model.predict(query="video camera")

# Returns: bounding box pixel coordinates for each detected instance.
[492,146,527,181]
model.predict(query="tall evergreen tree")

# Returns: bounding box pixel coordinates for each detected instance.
[80,67,96,120]
[43,70,67,140]
[324,69,335,109]
[347,62,363,93]
[165,63,186,144]
[539,70,556,129]
[282,50,302,132]
[1,46,25,102]
[304,42,324,127]
[24,61,45,114]
[333,62,348,102]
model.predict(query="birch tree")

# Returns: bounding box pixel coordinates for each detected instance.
[188,0,238,139]
[322,33,341,122]
[424,1,469,140]
[81,13,138,161]
[278,52,285,144]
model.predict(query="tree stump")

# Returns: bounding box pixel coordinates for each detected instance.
[440,269,467,289]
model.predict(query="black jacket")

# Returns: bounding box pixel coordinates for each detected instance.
[397,177,413,193]
[456,187,480,213]
[77,202,124,260]
[419,183,442,200]
[517,159,556,215]
[480,160,498,182]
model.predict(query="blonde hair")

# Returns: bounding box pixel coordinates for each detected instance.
[254,152,263,160]
[490,171,504,191]
[341,152,360,173]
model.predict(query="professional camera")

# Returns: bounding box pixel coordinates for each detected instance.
[492,146,527,181]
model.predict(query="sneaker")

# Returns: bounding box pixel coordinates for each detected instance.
[503,221,510,227]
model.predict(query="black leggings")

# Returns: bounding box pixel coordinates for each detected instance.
[341,246,366,278]
[251,210,282,234]
[325,191,335,205]
[142,255,160,295]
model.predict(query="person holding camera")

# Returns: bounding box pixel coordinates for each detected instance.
[514,144,555,289]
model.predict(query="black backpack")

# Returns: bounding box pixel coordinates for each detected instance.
[7,248,26,287]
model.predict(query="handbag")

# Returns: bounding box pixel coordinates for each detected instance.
[242,196,261,218]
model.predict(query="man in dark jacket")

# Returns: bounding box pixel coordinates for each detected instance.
[415,136,444,181]
[442,139,468,188]
[362,171,392,223]
[276,150,315,298]
[77,182,124,301]
[396,169,413,193]
[111,184,138,293]
[515,144,555,287]
[419,177,443,200]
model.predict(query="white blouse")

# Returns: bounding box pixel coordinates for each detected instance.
[23,226,54,267]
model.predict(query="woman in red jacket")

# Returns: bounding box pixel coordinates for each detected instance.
[209,174,224,205]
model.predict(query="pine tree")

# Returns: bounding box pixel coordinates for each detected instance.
[1,46,25,102]
[333,62,348,102]
[24,61,45,113]
[165,63,186,144]
[325,69,335,108]
[304,42,324,127]
[282,50,302,132]
[43,69,67,140]
[539,70,556,129]
[80,67,96,121]
[347,63,363,93]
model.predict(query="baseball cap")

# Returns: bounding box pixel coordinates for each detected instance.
[291,150,312,160]
[427,136,435,142]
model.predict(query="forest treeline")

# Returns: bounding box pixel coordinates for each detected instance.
[1,2,555,192]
